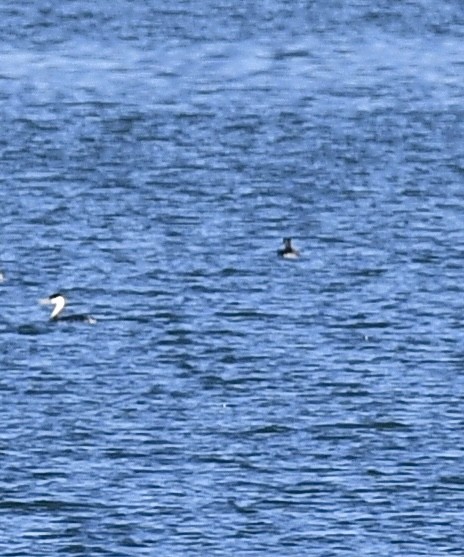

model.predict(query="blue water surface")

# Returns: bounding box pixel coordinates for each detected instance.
[1,1,464,555]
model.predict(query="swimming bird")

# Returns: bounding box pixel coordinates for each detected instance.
[40,293,96,324]
[277,237,300,259]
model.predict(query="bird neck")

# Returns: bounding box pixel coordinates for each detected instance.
[50,297,66,319]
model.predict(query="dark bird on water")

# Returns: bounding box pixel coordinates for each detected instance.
[277,237,300,259]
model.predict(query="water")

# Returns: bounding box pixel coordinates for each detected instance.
[1,1,464,555]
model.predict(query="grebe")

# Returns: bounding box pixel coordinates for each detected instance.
[40,293,96,324]
[277,237,300,259]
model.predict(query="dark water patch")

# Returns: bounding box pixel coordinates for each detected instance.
[368,420,410,431]
[241,424,295,436]
[16,324,48,336]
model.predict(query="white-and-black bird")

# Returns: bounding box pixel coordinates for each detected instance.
[40,293,96,324]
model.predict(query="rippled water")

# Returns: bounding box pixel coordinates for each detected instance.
[1,2,464,555]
